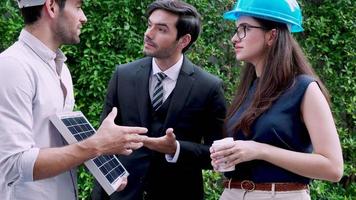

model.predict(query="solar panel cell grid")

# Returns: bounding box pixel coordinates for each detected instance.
[50,112,129,194]
[61,117,95,141]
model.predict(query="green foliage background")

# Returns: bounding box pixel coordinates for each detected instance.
[0,0,354,199]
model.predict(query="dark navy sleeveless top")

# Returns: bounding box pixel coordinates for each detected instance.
[225,75,315,184]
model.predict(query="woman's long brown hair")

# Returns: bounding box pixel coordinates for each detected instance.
[226,18,330,136]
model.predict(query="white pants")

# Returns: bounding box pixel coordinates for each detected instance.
[219,188,310,200]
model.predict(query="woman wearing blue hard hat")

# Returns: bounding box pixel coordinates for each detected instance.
[210,0,344,199]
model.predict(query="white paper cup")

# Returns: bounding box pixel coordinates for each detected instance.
[212,137,235,172]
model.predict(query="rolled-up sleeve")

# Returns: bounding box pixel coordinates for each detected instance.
[0,56,39,185]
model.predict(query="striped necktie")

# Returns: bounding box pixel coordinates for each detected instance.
[152,72,167,111]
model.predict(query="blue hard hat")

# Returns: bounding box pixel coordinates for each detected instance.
[223,0,304,32]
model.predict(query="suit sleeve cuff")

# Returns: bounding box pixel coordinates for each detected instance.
[165,141,180,163]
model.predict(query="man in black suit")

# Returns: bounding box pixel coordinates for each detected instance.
[91,1,226,200]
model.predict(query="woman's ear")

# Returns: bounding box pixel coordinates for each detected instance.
[266,29,278,46]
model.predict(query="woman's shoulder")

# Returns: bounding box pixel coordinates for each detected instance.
[281,75,316,101]
[291,74,316,92]
[295,74,316,86]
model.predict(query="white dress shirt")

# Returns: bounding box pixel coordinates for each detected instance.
[149,56,183,102]
[0,29,76,200]
[149,56,183,163]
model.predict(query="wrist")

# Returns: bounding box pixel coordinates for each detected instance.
[169,141,177,155]
[257,142,269,160]
[78,137,101,159]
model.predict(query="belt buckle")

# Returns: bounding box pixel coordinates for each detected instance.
[241,180,255,192]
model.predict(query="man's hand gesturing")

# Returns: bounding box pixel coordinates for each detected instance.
[143,128,177,155]
[88,107,148,156]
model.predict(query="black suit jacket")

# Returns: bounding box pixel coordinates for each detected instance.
[92,56,226,200]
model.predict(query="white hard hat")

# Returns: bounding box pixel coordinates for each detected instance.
[17,0,46,8]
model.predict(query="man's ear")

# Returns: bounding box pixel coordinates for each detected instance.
[179,34,192,50]
[43,0,57,18]
[266,29,278,46]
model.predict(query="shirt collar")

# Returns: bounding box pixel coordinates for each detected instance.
[152,55,183,81]
[19,29,67,73]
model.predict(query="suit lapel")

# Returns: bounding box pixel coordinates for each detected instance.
[164,57,195,129]
[135,59,152,127]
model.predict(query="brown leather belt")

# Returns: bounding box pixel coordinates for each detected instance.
[223,179,308,192]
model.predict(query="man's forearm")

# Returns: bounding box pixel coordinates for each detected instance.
[33,139,98,180]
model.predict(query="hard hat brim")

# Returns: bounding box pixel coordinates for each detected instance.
[18,0,46,8]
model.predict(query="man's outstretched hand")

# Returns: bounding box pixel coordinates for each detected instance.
[88,107,148,156]
[143,128,177,155]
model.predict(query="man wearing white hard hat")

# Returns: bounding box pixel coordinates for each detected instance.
[0,1,148,199]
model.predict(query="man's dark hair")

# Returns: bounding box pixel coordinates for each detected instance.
[147,0,202,53]
[21,0,67,25]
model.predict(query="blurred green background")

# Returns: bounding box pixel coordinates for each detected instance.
[1,0,354,199]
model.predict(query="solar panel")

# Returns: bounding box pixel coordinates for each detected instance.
[50,111,129,195]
